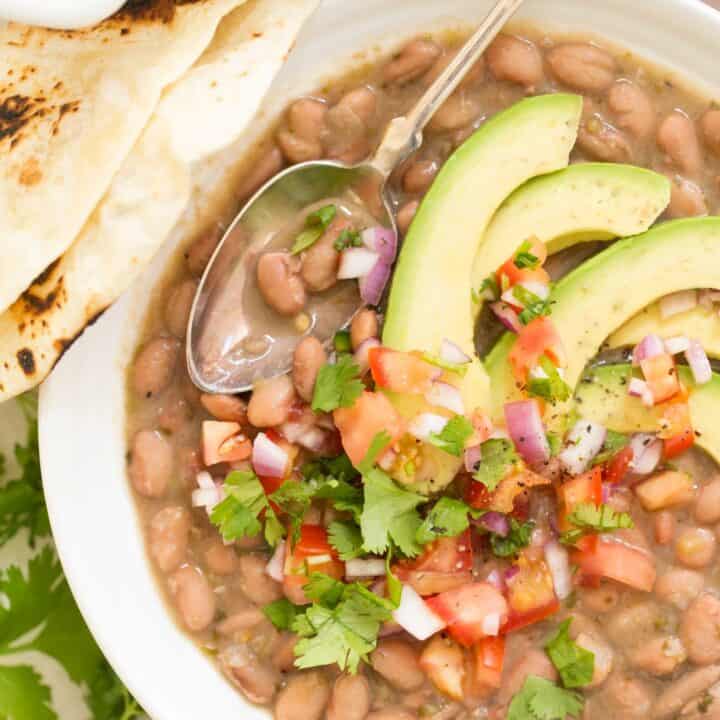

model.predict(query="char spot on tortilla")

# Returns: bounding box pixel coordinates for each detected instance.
[115,0,205,24]
[16,348,35,376]
[19,157,42,186]
[18,263,65,318]
[51,307,108,368]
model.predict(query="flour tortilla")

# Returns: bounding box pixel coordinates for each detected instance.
[0,0,245,317]
[0,0,319,401]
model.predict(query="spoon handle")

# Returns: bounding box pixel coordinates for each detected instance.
[370,0,525,177]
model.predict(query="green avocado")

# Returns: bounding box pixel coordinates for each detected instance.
[484,217,720,427]
[574,364,720,464]
[383,93,583,411]
[470,163,670,317]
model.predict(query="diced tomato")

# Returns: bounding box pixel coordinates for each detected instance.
[426,582,508,647]
[664,429,695,459]
[504,550,559,632]
[556,466,602,532]
[368,347,439,394]
[333,391,404,465]
[466,480,493,510]
[640,353,680,404]
[202,420,252,466]
[659,401,694,457]
[472,636,505,690]
[572,538,656,592]
[509,317,567,383]
[497,239,550,289]
[603,446,634,484]
[259,474,286,515]
[488,470,550,514]
[419,635,466,701]
[283,525,344,605]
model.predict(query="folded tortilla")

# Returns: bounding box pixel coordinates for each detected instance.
[0,0,319,401]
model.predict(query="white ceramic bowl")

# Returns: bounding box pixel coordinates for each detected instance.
[39,1,720,718]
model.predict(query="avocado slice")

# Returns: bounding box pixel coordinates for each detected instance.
[485,217,720,426]
[609,301,720,357]
[470,163,670,314]
[383,93,583,411]
[575,363,720,464]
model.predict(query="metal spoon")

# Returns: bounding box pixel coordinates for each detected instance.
[187,0,525,394]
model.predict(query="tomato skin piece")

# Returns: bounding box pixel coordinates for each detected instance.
[419,636,466,701]
[466,480,492,510]
[664,429,695,459]
[572,539,656,592]
[426,582,508,647]
[497,238,550,288]
[473,636,505,689]
[368,347,438,394]
[556,466,602,532]
[504,550,559,632]
[603,446,634,484]
[202,421,251,466]
[509,317,567,383]
[504,598,561,633]
[640,353,680,404]
[333,391,404,465]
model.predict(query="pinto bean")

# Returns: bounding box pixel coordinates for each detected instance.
[402,160,439,195]
[337,86,377,125]
[383,39,441,85]
[149,506,190,573]
[247,374,297,428]
[351,308,379,350]
[629,635,687,676]
[203,538,238,575]
[186,228,222,277]
[654,664,720,719]
[666,175,708,218]
[701,109,720,156]
[200,393,247,423]
[325,90,376,162]
[271,632,298,672]
[275,671,330,720]
[216,607,265,636]
[128,430,173,498]
[577,115,632,163]
[608,80,656,139]
[366,710,417,720]
[603,674,654,719]
[164,280,197,339]
[655,568,705,610]
[170,565,216,632]
[327,674,371,720]
[132,336,180,398]
[675,527,716,568]
[655,511,677,545]
[370,639,425,691]
[220,644,279,704]
[657,111,703,176]
[292,336,326,402]
[397,201,419,235]
[607,601,668,649]
[277,98,327,163]
[157,391,192,433]
[238,553,283,605]
[680,593,720,665]
[237,146,284,203]
[424,50,484,89]
[680,683,720,720]
[428,93,482,133]
[581,584,620,613]
[547,43,616,93]
[257,252,307,317]
[301,216,349,292]
[487,35,544,90]
[497,649,558,705]
[695,479,720,525]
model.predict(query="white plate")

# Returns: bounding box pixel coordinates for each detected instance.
[0,0,126,28]
[39,1,720,718]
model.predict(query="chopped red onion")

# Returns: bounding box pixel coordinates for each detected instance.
[490,301,522,333]
[440,338,471,365]
[297,427,327,453]
[559,420,607,475]
[345,558,386,578]
[464,445,482,473]
[408,413,449,441]
[279,421,305,444]
[196,471,215,491]
[338,247,380,279]
[485,569,505,592]
[354,337,380,374]
[359,258,392,306]
[252,432,288,478]
[504,400,550,466]
[659,290,697,320]
[504,566,520,582]
[358,226,397,305]
[544,540,571,600]
[392,584,446,641]
[628,377,655,407]
[479,512,510,537]
[664,335,691,355]
[481,612,501,637]
[685,339,712,385]
[425,382,465,415]
[629,433,662,475]
[265,541,286,582]
[632,334,665,366]
[361,226,398,263]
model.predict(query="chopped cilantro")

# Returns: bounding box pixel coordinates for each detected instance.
[263,598,304,631]
[333,330,352,353]
[427,416,474,457]
[416,497,471,545]
[511,284,552,326]
[333,228,362,251]
[291,204,337,254]
[545,619,595,688]
[514,240,540,270]
[528,356,571,403]
[489,518,534,558]
[560,502,634,545]
[303,573,347,608]
[546,432,562,457]
[311,355,364,412]
[591,430,629,466]
[508,676,584,720]
[328,521,364,561]
[421,352,470,377]
[473,438,519,492]
[480,274,500,301]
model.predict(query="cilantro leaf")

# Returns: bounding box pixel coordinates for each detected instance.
[0,665,55,720]
[512,285,552,326]
[291,204,337,254]
[474,438,519,492]
[302,573,346,608]
[311,355,364,412]
[479,274,500,301]
[427,416,474,457]
[528,356,571,403]
[263,598,304,631]
[508,676,584,720]
[416,497,471,545]
[333,330,352,353]
[360,468,424,558]
[86,660,144,720]
[545,619,595,688]
[560,503,633,545]
[514,240,540,270]
[333,228,362,251]
[546,432,562,457]
[385,549,402,607]
[328,521,364,561]
[591,430,629,466]
[490,518,534,558]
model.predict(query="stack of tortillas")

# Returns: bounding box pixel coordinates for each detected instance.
[0,0,318,401]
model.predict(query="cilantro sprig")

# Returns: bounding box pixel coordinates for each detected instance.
[591,430,629,466]
[560,502,634,546]
[291,204,337,254]
[311,355,364,412]
[473,438,519,492]
[514,240,541,270]
[427,416,474,457]
[508,676,584,720]
[528,356,571,403]
[415,497,472,545]
[545,619,595,688]
[489,518,534,558]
